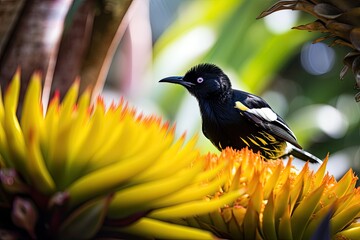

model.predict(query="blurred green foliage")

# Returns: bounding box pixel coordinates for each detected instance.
[150,0,360,177]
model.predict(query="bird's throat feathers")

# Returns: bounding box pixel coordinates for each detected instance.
[198,90,234,120]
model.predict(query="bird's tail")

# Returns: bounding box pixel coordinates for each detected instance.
[287,147,323,164]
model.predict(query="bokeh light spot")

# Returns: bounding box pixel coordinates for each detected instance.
[301,42,335,75]
[264,10,299,34]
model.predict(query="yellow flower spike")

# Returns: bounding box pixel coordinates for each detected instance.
[134,135,198,181]
[331,203,360,235]
[243,193,260,240]
[4,69,20,114]
[251,182,264,214]
[85,106,131,165]
[42,94,62,188]
[0,89,4,125]
[313,156,329,187]
[228,163,242,192]
[0,122,11,168]
[278,206,292,240]
[149,190,242,220]
[289,162,308,210]
[59,79,80,121]
[27,129,55,194]
[194,160,227,182]
[337,226,360,240]
[102,114,140,158]
[262,192,277,240]
[75,99,106,162]
[65,89,91,162]
[17,73,55,194]
[20,72,44,142]
[63,104,109,187]
[0,90,8,167]
[43,92,60,157]
[334,169,358,198]
[76,88,91,114]
[150,172,231,208]
[276,156,292,187]
[107,160,204,219]
[3,72,27,176]
[247,170,261,196]
[302,202,335,239]
[47,83,82,187]
[333,193,356,218]
[119,217,215,240]
[291,183,326,240]
[66,141,166,208]
[274,178,291,227]
[263,162,282,199]
[302,172,315,199]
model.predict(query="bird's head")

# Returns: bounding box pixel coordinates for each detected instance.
[159,63,232,100]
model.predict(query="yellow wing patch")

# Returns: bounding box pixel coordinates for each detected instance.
[235,101,249,111]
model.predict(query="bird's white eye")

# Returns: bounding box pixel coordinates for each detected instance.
[197,77,204,83]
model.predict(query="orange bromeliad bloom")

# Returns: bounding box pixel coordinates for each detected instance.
[149,148,360,239]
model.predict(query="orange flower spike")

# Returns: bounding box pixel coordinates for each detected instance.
[276,157,292,188]
[313,156,329,188]
[289,165,307,212]
[334,169,358,198]
[263,162,283,199]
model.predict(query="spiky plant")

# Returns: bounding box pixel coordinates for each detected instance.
[258,0,360,101]
[0,72,240,239]
[1,72,360,239]
[149,148,360,240]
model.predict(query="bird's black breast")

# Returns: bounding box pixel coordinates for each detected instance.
[199,98,249,150]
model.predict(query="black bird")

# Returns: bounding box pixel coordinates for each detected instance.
[159,63,322,164]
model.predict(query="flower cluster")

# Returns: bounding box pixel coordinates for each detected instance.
[152,148,360,239]
[1,72,360,239]
[0,72,238,239]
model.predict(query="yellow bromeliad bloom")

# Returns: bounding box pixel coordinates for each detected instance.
[0,72,240,239]
[1,72,360,239]
[148,148,360,240]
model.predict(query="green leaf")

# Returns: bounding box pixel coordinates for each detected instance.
[58,195,112,239]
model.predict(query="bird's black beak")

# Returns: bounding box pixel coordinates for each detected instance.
[159,76,194,88]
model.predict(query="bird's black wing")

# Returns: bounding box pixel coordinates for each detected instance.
[234,90,302,149]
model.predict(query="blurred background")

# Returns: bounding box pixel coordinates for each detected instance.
[1,0,359,179]
[104,0,360,178]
